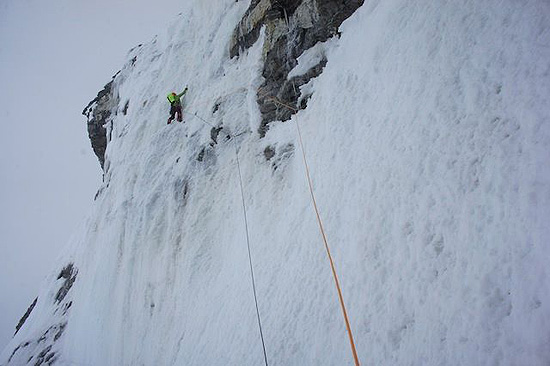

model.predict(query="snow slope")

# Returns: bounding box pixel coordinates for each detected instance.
[2,0,549,365]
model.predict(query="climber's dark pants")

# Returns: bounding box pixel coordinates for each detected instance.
[168,105,182,124]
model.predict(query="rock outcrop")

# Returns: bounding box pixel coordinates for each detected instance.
[82,1,364,167]
[14,298,37,336]
[230,0,364,137]
[82,74,120,171]
[6,264,78,366]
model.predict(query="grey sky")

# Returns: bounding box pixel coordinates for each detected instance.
[0,0,183,350]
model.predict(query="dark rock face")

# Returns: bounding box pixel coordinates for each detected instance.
[32,344,56,366]
[82,74,120,171]
[266,143,295,171]
[6,263,78,365]
[230,0,364,137]
[55,263,77,304]
[264,145,276,161]
[14,297,38,336]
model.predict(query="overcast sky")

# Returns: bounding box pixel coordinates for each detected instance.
[0,0,184,350]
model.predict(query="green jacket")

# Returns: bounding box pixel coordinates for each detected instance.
[167,88,188,106]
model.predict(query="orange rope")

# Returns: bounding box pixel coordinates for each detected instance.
[258,88,360,366]
[257,88,299,113]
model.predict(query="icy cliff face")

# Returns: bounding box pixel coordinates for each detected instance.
[82,75,120,171]
[3,0,550,365]
[230,0,364,136]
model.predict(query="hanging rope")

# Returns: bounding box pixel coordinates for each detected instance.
[184,109,269,365]
[294,118,360,366]
[235,144,269,366]
[184,93,359,365]
[188,111,216,128]
[258,88,361,366]
[183,86,249,111]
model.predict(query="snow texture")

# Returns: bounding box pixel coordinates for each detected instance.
[2,0,549,365]
[287,39,331,80]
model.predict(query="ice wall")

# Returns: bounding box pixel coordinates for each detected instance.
[2,0,549,365]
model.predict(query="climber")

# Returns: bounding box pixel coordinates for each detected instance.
[167,86,188,124]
